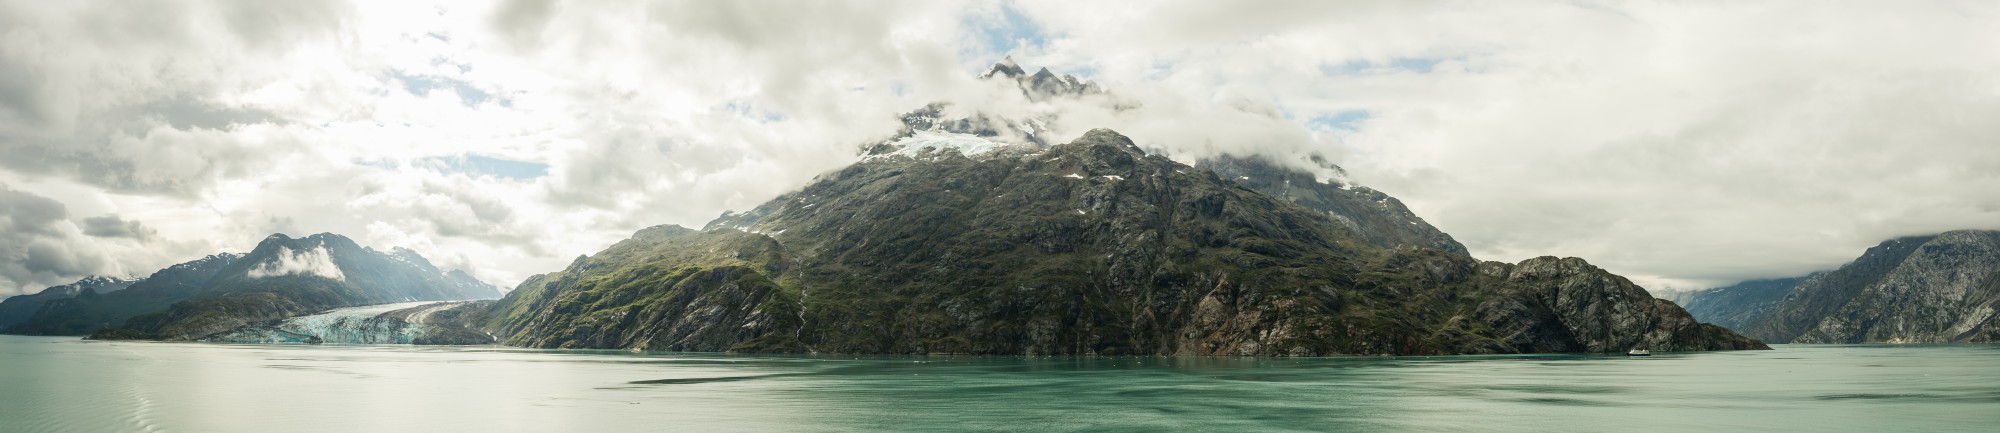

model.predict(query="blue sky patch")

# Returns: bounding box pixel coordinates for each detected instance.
[1320,57,1452,76]
[393,70,492,105]
[421,154,549,180]
[963,2,1049,64]
[723,100,786,122]
[1308,110,1371,131]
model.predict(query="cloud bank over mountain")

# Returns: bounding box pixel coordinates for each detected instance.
[1,0,1996,295]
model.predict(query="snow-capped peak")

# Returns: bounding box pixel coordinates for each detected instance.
[981,56,1027,79]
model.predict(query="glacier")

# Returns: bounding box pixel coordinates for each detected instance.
[206,301,492,345]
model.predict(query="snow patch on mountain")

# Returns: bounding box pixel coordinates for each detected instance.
[868,131,1019,160]
[248,246,346,281]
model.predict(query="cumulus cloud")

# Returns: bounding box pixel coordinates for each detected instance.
[1,0,1996,294]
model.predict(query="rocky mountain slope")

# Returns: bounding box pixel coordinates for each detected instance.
[485,129,1763,355]
[1197,155,1468,256]
[2,254,241,335]
[4,233,501,340]
[1663,275,1813,332]
[1697,230,2000,343]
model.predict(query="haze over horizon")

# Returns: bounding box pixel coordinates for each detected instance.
[3,0,1998,297]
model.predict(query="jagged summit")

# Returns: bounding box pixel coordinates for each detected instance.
[980,55,1026,79]
[1012,65,1101,101]
[872,59,1107,158]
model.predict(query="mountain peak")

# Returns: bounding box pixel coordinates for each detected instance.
[256,232,355,248]
[980,56,1027,79]
[495,117,1765,355]
[887,57,1108,154]
[1060,128,1146,159]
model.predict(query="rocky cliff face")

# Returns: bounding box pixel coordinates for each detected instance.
[1689,230,2000,344]
[5,233,501,340]
[488,129,1764,355]
[1782,231,2000,343]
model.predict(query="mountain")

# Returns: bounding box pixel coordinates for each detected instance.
[484,129,1763,355]
[979,55,1102,102]
[3,233,501,339]
[879,58,1105,151]
[1196,155,1468,256]
[3,254,242,335]
[1697,230,2000,343]
[0,276,139,328]
[1662,275,1813,332]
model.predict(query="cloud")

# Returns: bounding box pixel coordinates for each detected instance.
[0,184,115,296]
[80,214,157,240]
[0,1,354,197]
[2,0,1996,295]
[992,0,2000,289]
[247,245,345,281]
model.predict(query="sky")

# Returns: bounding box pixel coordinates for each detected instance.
[2,0,1997,297]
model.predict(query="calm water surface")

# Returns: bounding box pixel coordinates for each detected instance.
[2,335,1996,432]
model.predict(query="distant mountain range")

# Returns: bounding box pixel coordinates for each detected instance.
[0,275,138,329]
[1672,230,2000,343]
[1,233,499,339]
[1660,275,1814,333]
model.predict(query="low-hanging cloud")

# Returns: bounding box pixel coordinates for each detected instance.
[246,245,346,281]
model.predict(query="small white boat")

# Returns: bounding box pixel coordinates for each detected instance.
[1626,348,1652,356]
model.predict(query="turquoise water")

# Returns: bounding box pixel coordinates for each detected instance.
[2,336,1995,432]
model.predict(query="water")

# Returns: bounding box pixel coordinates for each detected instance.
[2,336,1995,432]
